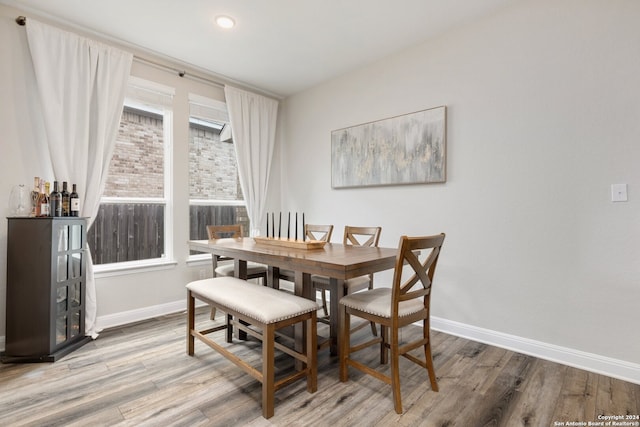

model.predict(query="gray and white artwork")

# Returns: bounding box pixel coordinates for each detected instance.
[331,106,446,188]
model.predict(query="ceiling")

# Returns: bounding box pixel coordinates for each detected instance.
[4,0,518,98]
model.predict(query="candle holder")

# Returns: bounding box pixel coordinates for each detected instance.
[253,236,326,250]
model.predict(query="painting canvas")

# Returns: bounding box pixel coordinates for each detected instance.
[331,106,446,188]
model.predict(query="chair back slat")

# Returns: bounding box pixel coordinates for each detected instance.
[391,234,445,316]
[398,288,430,302]
[207,224,243,239]
[305,224,334,242]
[343,226,381,248]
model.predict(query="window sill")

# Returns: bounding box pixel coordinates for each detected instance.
[94,259,178,278]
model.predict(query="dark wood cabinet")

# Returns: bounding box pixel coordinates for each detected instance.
[2,217,91,362]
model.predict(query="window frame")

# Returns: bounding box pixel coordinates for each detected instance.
[93,77,175,274]
[187,94,247,262]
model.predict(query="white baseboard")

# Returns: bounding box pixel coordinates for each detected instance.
[3,304,637,386]
[95,300,189,331]
[0,300,201,353]
[431,316,640,385]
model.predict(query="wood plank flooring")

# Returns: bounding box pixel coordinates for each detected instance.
[1,308,638,426]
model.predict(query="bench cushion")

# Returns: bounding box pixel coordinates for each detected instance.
[187,277,319,324]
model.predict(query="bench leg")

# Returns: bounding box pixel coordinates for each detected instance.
[263,324,275,419]
[187,290,195,356]
[306,312,318,392]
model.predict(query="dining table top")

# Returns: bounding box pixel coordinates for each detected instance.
[188,237,399,280]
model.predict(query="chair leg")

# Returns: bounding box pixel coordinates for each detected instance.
[306,313,318,393]
[369,321,378,336]
[226,314,233,343]
[339,309,350,382]
[210,259,218,319]
[187,291,195,356]
[424,327,439,392]
[321,289,329,316]
[380,325,388,364]
[367,279,377,336]
[390,327,402,414]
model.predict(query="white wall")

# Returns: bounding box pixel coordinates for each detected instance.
[1,0,638,382]
[281,0,640,374]
[0,4,282,342]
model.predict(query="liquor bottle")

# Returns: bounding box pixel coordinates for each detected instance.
[70,184,80,217]
[61,181,70,217]
[31,176,40,217]
[50,181,62,217]
[44,182,52,217]
[38,180,50,217]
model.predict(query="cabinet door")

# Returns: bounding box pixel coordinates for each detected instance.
[52,220,85,351]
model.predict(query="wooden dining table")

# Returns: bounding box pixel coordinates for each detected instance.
[188,237,399,355]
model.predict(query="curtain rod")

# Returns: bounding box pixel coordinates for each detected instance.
[15,15,222,88]
[14,15,281,99]
[132,56,224,90]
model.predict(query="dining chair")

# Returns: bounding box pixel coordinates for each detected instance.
[278,224,334,284]
[312,226,381,336]
[206,224,268,319]
[339,233,445,414]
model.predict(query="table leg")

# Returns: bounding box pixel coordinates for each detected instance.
[234,259,248,279]
[294,271,312,370]
[267,266,280,289]
[329,278,342,356]
[235,260,249,340]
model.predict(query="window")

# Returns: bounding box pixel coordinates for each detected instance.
[188,94,248,255]
[88,77,174,267]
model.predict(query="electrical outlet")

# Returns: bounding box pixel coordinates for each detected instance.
[611,184,628,202]
[199,269,206,279]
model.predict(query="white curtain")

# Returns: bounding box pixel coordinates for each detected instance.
[224,86,279,236]
[26,19,133,338]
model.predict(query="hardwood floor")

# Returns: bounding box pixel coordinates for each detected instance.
[1,308,638,426]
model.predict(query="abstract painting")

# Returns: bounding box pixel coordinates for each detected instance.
[331,106,446,188]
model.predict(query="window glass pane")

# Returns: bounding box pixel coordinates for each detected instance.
[56,315,67,345]
[57,286,67,313]
[71,253,82,278]
[104,107,164,198]
[57,225,68,251]
[70,224,83,250]
[189,123,240,201]
[188,96,249,246]
[89,77,172,266]
[57,255,68,282]
[189,205,249,240]
[88,203,165,264]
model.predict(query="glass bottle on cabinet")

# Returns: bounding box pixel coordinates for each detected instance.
[2,217,90,363]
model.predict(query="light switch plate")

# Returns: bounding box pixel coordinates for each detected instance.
[611,183,628,202]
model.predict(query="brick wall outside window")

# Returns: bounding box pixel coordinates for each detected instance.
[189,126,242,200]
[103,109,241,200]
[104,109,164,198]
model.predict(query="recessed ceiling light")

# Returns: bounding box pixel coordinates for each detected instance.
[215,15,236,29]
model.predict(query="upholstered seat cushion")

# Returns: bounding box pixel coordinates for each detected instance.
[339,288,424,318]
[187,277,319,324]
[215,261,267,277]
[278,268,295,282]
[311,274,370,291]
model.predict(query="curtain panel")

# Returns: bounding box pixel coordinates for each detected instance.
[26,19,133,338]
[224,86,279,237]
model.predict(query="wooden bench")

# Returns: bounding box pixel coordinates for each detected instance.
[186,277,319,419]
